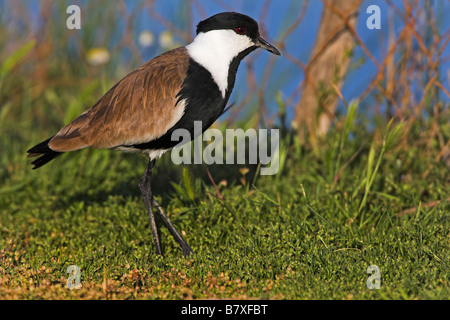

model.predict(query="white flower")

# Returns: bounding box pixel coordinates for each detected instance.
[139,30,155,48]
[87,47,110,66]
[159,30,174,49]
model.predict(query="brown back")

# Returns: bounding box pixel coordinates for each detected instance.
[49,47,190,152]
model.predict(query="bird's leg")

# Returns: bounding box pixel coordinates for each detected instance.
[139,159,162,255]
[139,158,193,257]
[152,198,193,257]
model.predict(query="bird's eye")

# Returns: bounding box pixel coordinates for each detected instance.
[235,27,246,35]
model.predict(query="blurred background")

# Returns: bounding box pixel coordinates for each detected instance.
[0,0,449,181]
[0,1,449,300]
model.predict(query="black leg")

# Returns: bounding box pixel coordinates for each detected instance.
[152,198,193,257]
[139,159,162,255]
[139,159,193,257]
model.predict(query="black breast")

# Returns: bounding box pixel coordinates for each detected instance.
[129,59,228,151]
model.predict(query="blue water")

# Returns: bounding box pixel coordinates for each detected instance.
[3,0,449,123]
[114,0,450,122]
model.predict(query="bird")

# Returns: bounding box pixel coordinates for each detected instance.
[27,12,281,257]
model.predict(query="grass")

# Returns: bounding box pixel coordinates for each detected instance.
[0,1,449,300]
[0,108,448,299]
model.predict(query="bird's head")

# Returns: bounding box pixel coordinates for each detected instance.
[193,12,281,57]
[185,12,281,98]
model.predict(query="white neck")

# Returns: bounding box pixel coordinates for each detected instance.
[186,30,253,98]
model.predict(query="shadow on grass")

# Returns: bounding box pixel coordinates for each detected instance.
[57,151,260,209]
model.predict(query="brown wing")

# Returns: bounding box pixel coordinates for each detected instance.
[48,47,189,152]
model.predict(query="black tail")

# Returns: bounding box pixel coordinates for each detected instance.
[27,137,63,169]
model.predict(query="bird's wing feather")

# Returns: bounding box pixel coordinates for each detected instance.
[48,47,190,152]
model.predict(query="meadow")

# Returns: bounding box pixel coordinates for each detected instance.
[1,102,448,299]
[0,1,448,299]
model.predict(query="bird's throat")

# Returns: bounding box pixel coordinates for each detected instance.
[186,30,254,98]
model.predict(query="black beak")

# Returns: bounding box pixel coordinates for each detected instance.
[255,36,281,56]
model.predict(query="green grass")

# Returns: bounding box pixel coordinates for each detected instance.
[1,112,448,299]
[0,2,448,299]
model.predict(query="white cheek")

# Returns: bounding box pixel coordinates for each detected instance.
[186,30,253,97]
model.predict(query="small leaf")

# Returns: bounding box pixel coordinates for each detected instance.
[182,167,195,201]
[0,40,36,78]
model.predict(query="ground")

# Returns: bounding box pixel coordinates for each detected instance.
[1,118,448,299]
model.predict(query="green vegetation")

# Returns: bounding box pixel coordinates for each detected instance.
[0,1,448,300]
[1,94,448,298]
